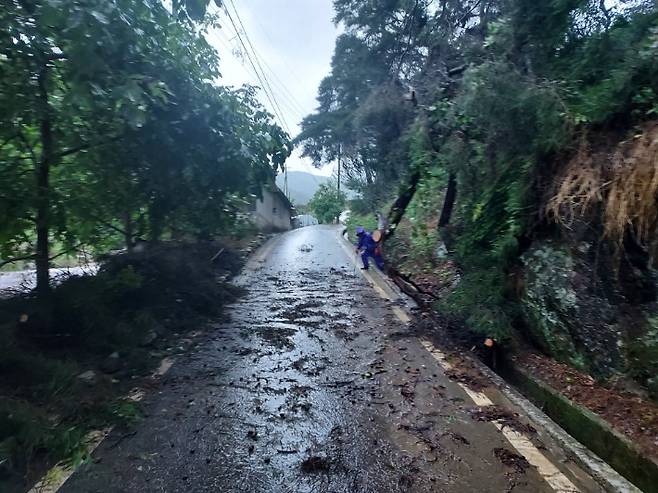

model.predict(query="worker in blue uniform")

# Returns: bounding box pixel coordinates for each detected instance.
[355,226,384,271]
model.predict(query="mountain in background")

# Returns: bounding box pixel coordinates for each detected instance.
[276,171,330,205]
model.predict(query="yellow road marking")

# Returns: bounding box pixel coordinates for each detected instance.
[153,356,174,376]
[28,429,111,493]
[391,306,411,323]
[336,229,410,324]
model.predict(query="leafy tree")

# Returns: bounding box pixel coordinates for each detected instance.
[308,183,346,224]
[0,0,290,297]
[300,0,658,367]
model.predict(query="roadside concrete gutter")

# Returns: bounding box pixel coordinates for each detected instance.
[339,227,641,493]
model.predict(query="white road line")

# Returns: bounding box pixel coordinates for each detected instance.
[421,339,580,493]
[336,231,581,493]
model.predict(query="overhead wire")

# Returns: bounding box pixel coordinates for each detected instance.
[217,1,328,198]
[225,0,292,135]
[224,2,307,128]
[225,0,324,199]
[221,3,289,134]
[238,3,308,118]
[258,59,307,119]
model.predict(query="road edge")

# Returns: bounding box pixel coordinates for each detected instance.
[27,235,281,493]
[337,227,640,493]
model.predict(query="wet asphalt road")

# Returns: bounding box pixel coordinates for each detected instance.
[61,225,599,493]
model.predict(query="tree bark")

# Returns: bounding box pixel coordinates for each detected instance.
[438,172,457,228]
[124,211,134,252]
[35,65,53,298]
[384,170,421,240]
[148,199,165,243]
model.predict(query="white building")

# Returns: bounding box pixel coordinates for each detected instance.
[252,184,294,232]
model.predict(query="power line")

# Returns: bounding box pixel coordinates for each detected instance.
[258,57,308,118]
[222,1,301,200]
[237,3,308,117]
[224,2,308,128]
[225,0,291,135]
[221,3,289,133]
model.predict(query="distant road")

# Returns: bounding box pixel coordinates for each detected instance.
[0,265,97,293]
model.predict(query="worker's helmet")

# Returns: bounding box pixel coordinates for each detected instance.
[356,226,365,236]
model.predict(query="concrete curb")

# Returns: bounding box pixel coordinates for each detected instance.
[338,229,641,492]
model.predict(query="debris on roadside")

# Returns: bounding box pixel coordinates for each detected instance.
[494,447,530,474]
[444,364,490,391]
[300,455,332,473]
[400,382,415,400]
[468,406,537,435]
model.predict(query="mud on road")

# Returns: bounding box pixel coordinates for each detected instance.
[61,226,602,493]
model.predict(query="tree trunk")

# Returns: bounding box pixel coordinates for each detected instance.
[148,199,165,243]
[35,65,53,298]
[384,170,421,240]
[124,211,134,252]
[438,172,457,228]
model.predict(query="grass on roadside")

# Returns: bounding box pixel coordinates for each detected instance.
[0,240,247,489]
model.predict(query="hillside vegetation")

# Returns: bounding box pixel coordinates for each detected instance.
[298,0,658,397]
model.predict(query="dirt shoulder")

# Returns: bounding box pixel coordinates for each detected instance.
[515,353,658,460]
[0,235,267,493]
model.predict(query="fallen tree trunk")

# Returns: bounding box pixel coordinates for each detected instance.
[438,172,457,228]
[384,170,421,240]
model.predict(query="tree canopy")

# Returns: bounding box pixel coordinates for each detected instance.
[0,0,291,296]
[298,0,658,206]
[299,0,658,346]
[308,182,346,224]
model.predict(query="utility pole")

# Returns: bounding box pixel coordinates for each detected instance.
[335,144,342,225]
[283,163,288,198]
[337,143,341,193]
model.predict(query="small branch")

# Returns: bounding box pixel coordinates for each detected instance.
[0,253,36,268]
[0,132,20,151]
[16,130,38,165]
[1,243,92,268]
[95,219,128,237]
[448,64,467,77]
[459,0,482,27]
[210,247,225,262]
[47,53,67,61]
[56,134,125,160]
[48,243,87,262]
[599,0,612,29]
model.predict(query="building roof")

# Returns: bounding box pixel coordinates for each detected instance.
[270,183,295,213]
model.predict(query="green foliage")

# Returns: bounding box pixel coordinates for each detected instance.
[345,212,378,243]
[0,0,290,289]
[304,0,658,358]
[0,399,88,474]
[563,10,658,124]
[308,183,346,224]
[0,240,244,480]
[439,266,516,342]
[627,317,658,384]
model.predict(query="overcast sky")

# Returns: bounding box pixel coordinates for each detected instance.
[206,1,339,176]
